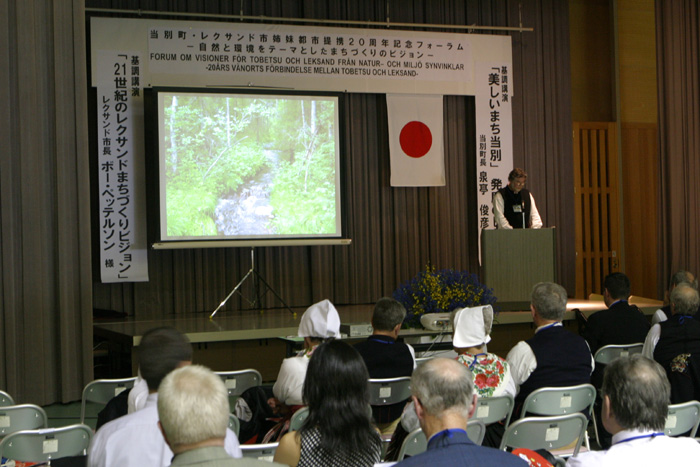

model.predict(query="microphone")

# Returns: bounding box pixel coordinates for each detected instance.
[522,201,526,228]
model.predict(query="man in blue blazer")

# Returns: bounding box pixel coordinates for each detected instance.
[396,358,526,466]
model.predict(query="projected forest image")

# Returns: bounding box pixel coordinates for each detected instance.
[162,93,339,238]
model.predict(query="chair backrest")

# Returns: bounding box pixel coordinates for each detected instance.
[228,413,240,437]
[397,428,427,460]
[289,406,309,432]
[368,377,412,406]
[500,413,588,456]
[594,344,644,365]
[0,404,48,436]
[0,390,15,407]
[240,442,278,461]
[466,419,486,446]
[521,384,596,418]
[0,424,92,462]
[472,394,515,427]
[80,377,137,423]
[665,400,700,437]
[215,369,263,397]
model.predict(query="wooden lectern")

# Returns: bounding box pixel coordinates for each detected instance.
[481,228,557,310]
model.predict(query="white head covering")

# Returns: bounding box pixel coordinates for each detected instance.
[452,305,493,348]
[298,299,341,338]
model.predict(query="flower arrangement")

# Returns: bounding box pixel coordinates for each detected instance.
[393,265,497,329]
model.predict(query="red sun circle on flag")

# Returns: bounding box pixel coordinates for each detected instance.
[399,121,433,158]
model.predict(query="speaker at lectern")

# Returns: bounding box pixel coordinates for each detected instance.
[481,228,557,311]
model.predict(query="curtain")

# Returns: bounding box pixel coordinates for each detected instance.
[656,0,700,296]
[0,0,93,404]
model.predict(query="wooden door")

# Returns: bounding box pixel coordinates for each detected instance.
[573,122,622,298]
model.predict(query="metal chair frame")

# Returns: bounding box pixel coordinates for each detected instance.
[0,424,92,465]
[80,377,137,424]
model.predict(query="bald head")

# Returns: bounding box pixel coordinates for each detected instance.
[670,283,700,316]
[411,358,474,419]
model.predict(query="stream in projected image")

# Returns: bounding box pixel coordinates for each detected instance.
[214,149,279,235]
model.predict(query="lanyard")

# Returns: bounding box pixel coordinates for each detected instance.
[615,432,664,445]
[368,336,395,344]
[433,428,467,441]
[468,353,487,369]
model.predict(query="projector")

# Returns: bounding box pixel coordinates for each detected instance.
[340,323,374,337]
[420,313,453,331]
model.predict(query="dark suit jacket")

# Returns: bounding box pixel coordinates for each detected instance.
[581,300,650,354]
[395,430,527,467]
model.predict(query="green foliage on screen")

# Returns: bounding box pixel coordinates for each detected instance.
[162,93,338,238]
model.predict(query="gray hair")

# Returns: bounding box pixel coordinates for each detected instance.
[670,270,698,291]
[602,355,670,431]
[372,297,407,331]
[670,283,700,316]
[157,365,229,448]
[411,358,474,419]
[531,282,567,321]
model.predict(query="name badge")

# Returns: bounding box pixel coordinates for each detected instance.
[513,205,523,213]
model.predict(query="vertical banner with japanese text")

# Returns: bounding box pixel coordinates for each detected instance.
[475,62,513,259]
[96,52,149,282]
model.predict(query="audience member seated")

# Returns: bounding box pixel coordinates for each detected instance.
[642,283,700,403]
[507,282,593,418]
[453,305,515,398]
[88,327,241,467]
[390,304,515,454]
[395,358,526,467]
[652,270,698,325]
[566,355,700,466]
[274,340,382,467]
[158,364,280,466]
[580,272,650,355]
[271,299,340,410]
[354,297,415,432]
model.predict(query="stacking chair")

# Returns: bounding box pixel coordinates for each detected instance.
[665,400,700,437]
[368,377,412,407]
[466,419,486,446]
[521,384,596,453]
[80,377,137,424]
[0,404,48,436]
[0,424,92,465]
[472,394,514,427]
[289,406,309,432]
[228,413,240,437]
[500,413,588,458]
[0,390,14,407]
[240,442,278,461]
[414,357,432,366]
[397,428,427,461]
[215,369,263,397]
[593,343,644,365]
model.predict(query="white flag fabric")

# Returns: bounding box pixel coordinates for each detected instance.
[386,94,445,187]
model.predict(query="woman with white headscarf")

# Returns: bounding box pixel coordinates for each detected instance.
[271,299,341,409]
[451,305,515,398]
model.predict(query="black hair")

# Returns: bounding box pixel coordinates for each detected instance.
[603,272,631,299]
[138,327,193,391]
[300,339,381,455]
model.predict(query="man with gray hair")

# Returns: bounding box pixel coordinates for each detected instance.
[566,355,700,466]
[158,365,281,466]
[642,283,700,403]
[396,358,526,466]
[507,282,593,417]
[652,270,698,324]
[354,297,416,431]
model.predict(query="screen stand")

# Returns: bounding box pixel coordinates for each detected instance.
[210,247,294,318]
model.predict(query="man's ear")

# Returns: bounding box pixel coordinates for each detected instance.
[158,420,171,448]
[412,396,424,420]
[466,393,478,420]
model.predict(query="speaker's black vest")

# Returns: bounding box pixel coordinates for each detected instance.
[498,186,532,228]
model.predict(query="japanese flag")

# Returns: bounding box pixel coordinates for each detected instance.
[387,94,445,187]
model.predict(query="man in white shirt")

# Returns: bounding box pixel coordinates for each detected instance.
[492,168,543,229]
[566,354,700,466]
[88,327,242,467]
